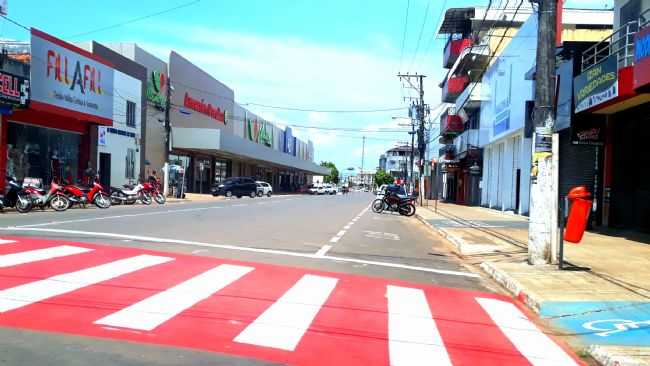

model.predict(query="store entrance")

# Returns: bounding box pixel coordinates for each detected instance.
[99,153,111,189]
[194,157,212,194]
[610,109,650,232]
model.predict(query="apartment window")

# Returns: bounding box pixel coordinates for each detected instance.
[126,101,136,127]
[125,148,136,179]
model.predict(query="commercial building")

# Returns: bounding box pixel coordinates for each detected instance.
[107,44,327,194]
[1,29,114,188]
[350,170,376,188]
[435,5,612,214]
[570,0,650,233]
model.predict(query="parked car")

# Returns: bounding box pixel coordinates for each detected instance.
[323,184,336,195]
[256,181,273,197]
[308,184,324,195]
[212,177,257,198]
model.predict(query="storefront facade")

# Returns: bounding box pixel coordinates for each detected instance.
[1,29,114,189]
[572,2,650,232]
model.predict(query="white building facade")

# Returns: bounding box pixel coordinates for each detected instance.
[97,70,142,188]
[480,15,537,215]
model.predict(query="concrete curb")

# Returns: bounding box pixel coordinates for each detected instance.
[479,262,543,314]
[414,211,466,252]
[587,345,650,366]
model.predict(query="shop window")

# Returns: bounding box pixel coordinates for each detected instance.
[7,122,81,184]
[214,159,228,183]
[126,101,136,127]
[125,149,136,179]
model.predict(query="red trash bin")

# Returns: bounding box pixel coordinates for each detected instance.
[564,186,592,243]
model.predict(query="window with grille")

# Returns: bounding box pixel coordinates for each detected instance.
[126,101,136,127]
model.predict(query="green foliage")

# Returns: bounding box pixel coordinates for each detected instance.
[374,169,394,186]
[320,161,340,184]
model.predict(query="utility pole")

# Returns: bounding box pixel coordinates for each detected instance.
[398,73,427,199]
[162,75,172,197]
[528,0,558,265]
[361,136,366,185]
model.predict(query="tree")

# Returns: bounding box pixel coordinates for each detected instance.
[320,161,339,184]
[374,169,394,186]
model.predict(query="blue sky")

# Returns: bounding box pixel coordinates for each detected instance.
[3,0,613,176]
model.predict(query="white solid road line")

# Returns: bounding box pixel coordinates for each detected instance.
[387,286,452,366]
[96,264,254,331]
[0,228,479,278]
[329,236,341,243]
[16,206,224,228]
[314,245,332,257]
[0,245,92,268]
[234,274,338,351]
[336,230,346,237]
[0,254,173,313]
[476,297,578,366]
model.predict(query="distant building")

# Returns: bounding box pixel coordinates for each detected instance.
[350,170,376,187]
[383,145,419,181]
[378,154,387,171]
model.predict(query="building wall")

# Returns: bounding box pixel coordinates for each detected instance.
[97,70,141,187]
[614,0,650,29]
[478,13,537,214]
[105,43,168,176]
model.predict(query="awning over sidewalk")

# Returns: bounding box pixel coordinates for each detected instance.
[220,133,329,175]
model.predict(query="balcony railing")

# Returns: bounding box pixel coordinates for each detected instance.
[443,36,473,69]
[581,8,650,72]
[441,75,470,103]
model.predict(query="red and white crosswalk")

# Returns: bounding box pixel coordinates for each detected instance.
[0,237,582,366]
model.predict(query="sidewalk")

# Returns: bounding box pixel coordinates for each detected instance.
[416,201,650,366]
[166,193,222,203]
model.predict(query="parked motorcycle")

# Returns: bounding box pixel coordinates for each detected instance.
[0,176,32,213]
[64,177,111,209]
[142,180,165,204]
[371,190,416,216]
[23,180,70,212]
[110,182,152,205]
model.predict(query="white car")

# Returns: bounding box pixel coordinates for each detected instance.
[309,185,325,195]
[255,181,273,197]
[323,184,336,195]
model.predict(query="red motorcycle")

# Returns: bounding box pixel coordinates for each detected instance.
[23,180,70,212]
[64,177,111,209]
[143,179,165,204]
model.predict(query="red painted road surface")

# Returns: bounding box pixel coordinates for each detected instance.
[0,237,582,366]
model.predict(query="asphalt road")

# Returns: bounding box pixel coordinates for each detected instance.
[0,193,580,365]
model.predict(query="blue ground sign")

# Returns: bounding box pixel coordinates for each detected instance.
[541,301,650,346]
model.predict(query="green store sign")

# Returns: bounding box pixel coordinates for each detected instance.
[146,70,167,109]
[247,119,273,146]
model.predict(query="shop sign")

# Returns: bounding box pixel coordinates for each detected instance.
[98,126,107,146]
[146,70,166,109]
[247,119,273,146]
[30,29,114,124]
[574,55,618,113]
[183,92,225,123]
[284,127,294,155]
[571,120,605,146]
[0,70,29,108]
[634,26,650,90]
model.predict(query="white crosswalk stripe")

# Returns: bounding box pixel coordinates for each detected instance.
[95,264,254,331]
[234,274,338,351]
[0,245,92,268]
[476,297,578,366]
[386,285,452,366]
[0,254,173,313]
[0,240,17,245]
